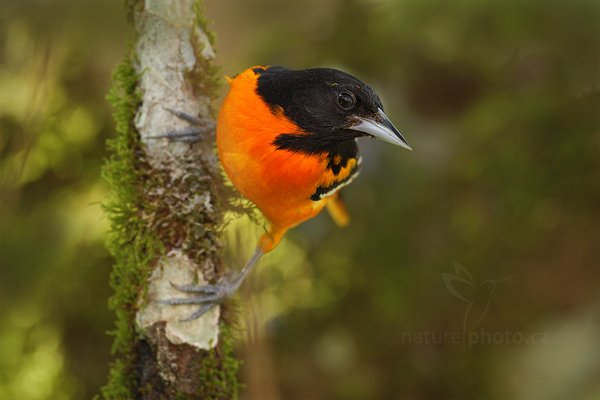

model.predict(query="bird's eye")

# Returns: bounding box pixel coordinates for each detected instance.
[337,91,356,110]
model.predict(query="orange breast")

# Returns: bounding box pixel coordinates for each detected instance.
[217,67,328,229]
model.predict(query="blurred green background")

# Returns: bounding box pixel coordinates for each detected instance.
[1,1,598,399]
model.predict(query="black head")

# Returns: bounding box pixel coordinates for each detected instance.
[255,66,411,153]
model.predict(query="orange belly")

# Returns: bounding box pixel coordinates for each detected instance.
[217,67,328,230]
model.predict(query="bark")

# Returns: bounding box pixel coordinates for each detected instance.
[102,0,240,398]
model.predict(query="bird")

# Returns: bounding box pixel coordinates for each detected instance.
[160,65,412,320]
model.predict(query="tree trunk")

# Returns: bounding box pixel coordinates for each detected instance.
[101,0,240,398]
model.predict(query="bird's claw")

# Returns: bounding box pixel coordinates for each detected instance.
[169,281,220,294]
[146,107,215,143]
[159,280,236,321]
[163,107,205,125]
[158,249,263,322]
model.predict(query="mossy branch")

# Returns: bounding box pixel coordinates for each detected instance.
[101,1,241,398]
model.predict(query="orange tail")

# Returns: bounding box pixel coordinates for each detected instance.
[326,193,350,227]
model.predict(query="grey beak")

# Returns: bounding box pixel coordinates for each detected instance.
[348,108,412,151]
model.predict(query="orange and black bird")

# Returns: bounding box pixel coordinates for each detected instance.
[162,66,411,320]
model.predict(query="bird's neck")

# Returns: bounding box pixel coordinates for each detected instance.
[272,130,360,157]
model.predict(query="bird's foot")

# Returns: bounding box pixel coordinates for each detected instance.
[158,275,241,321]
[146,107,215,143]
[159,248,263,322]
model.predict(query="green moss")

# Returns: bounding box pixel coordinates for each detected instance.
[193,0,216,48]
[187,0,223,114]
[197,325,244,400]
[100,52,162,399]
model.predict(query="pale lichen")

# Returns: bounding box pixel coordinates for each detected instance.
[136,249,220,348]
[133,0,221,347]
